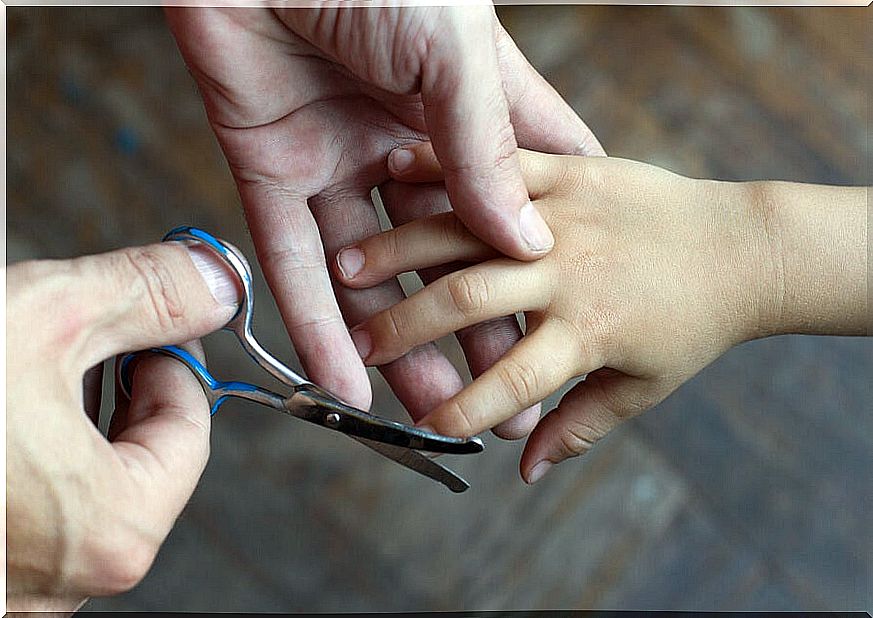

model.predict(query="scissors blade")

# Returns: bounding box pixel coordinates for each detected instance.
[351,436,471,493]
[284,387,484,455]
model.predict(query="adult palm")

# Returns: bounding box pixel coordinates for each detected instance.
[167,6,604,433]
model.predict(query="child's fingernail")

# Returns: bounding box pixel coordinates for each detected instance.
[337,247,365,279]
[350,328,372,360]
[186,243,241,308]
[389,147,415,174]
[519,201,554,253]
[527,460,553,484]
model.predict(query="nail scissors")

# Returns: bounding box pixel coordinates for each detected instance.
[118,226,483,493]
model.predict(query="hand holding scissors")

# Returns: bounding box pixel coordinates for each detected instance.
[6,235,243,607]
[119,227,483,493]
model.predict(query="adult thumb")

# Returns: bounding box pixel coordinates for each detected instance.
[419,8,553,261]
[65,240,241,368]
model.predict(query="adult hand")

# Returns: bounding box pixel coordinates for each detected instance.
[6,241,239,610]
[166,7,604,436]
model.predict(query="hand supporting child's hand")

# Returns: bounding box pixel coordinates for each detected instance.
[334,144,867,483]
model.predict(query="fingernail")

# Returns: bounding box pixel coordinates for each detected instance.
[337,247,365,279]
[527,460,553,484]
[519,201,554,253]
[350,327,372,360]
[389,147,415,174]
[416,424,436,434]
[186,244,240,308]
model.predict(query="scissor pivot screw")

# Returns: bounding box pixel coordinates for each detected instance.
[325,412,341,426]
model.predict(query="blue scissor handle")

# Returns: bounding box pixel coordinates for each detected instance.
[118,345,281,416]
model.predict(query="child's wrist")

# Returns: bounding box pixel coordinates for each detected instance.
[744,180,868,337]
[696,179,785,345]
[743,180,789,340]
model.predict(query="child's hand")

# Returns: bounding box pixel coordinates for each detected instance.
[335,145,778,483]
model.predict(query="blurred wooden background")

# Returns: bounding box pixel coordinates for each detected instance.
[6,6,871,612]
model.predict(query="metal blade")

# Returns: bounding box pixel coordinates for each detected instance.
[351,436,471,493]
[285,387,484,454]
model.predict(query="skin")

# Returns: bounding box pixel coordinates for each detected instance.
[5,242,241,611]
[336,143,869,484]
[166,7,604,438]
[8,9,606,608]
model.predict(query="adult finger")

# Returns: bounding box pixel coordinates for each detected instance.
[109,340,212,551]
[520,370,660,484]
[421,6,553,260]
[388,142,567,200]
[417,319,587,438]
[379,180,541,439]
[108,340,206,441]
[310,188,464,420]
[353,260,552,367]
[63,242,241,371]
[494,24,606,157]
[244,191,374,411]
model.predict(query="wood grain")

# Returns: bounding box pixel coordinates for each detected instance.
[6,6,870,611]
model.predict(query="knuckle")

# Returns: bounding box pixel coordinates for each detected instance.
[438,215,463,248]
[446,271,490,317]
[557,419,602,459]
[576,130,606,157]
[383,227,405,262]
[456,316,519,350]
[93,533,157,595]
[442,214,477,252]
[140,398,211,441]
[260,241,324,277]
[46,460,161,597]
[381,304,407,346]
[285,312,345,334]
[489,121,519,171]
[119,248,184,331]
[586,373,654,422]
[437,121,516,179]
[442,398,477,437]
[491,406,540,441]
[496,356,540,407]
[602,384,654,420]
[67,504,159,596]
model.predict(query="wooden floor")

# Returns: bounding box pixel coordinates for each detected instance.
[6,6,871,611]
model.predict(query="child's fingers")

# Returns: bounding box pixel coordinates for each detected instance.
[415,320,593,437]
[389,142,567,199]
[456,318,543,441]
[519,371,662,484]
[351,261,552,366]
[378,180,542,440]
[335,212,497,289]
[388,143,446,183]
